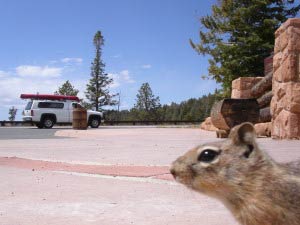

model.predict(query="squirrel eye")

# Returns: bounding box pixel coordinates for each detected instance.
[198,149,219,163]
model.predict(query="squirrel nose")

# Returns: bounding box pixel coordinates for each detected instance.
[170,167,177,177]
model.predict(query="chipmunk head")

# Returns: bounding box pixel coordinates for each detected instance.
[170,123,267,198]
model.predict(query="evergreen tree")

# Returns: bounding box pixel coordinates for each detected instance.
[85,31,117,111]
[191,0,300,96]
[55,80,79,96]
[8,106,17,121]
[134,82,161,120]
[104,89,222,122]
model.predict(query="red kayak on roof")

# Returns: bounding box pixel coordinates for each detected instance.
[20,94,80,102]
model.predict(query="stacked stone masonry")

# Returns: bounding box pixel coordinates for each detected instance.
[271,18,300,139]
[231,77,263,99]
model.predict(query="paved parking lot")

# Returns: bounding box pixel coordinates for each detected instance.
[0,126,300,225]
[0,127,68,139]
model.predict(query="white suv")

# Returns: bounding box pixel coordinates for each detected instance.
[22,99,103,129]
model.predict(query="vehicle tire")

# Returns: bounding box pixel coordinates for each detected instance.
[36,123,43,129]
[42,117,54,129]
[90,117,100,128]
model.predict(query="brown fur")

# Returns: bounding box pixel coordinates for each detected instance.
[170,122,300,225]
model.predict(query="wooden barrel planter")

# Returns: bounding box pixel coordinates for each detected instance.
[73,108,87,130]
[210,99,260,135]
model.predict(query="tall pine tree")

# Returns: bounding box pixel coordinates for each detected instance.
[134,82,161,120]
[55,80,79,96]
[191,0,300,96]
[85,31,117,111]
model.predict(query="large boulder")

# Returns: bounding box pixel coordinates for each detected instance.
[254,122,272,137]
[200,117,218,131]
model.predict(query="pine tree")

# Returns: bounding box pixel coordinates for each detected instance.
[85,31,117,111]
[55,80,79,96]
[191,0,300,96]
[134,82,161,120]
[8,106,17,121]
[104,90,221,122]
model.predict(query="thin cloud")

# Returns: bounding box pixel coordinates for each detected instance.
[141,64,152,69]
[120,70,135,83]
[108,70,135,89]
[16,65,62,78]
[0,73,87,109]
[49,60,58,64]
[0,76,61,106]
[112,54,121,58]
[0,70,10,77]
[108,73,121,88]
[61,57,83,64]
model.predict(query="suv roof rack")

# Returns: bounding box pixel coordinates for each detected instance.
[20,94,80,102]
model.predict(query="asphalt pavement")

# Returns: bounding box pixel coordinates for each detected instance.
[0,125,194,140]
[0,127,70,139]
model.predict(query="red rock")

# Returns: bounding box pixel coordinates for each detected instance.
[239,90,252,98]
[272,82,300,117]
[288,29,300,52]
[274,53,298,83]
[275,25,284,38]
[231,77,263,98]
[286,103,300,114]
[200,117,218,131]
[280,54,298,82]
[285,18,300,28]
[271,18,300,139]
[280,29,289,52]
[255,122,272,137]
[272,110,300,139]
[231,89,240,99]
[273,52,282,72]
[274,37,281,53]
[275,18,300,38]
[286,83,300,104]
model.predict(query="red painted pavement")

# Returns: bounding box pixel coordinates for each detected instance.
[0,156,174,181]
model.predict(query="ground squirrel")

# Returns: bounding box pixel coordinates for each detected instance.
[170,122,300,225]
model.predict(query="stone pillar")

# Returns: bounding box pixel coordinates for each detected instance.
[271,18,300,139]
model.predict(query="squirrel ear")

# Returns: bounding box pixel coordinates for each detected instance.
[229,122,256,145]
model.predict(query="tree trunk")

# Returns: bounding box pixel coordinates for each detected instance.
[257,91,273,108]
[250,72,272,98]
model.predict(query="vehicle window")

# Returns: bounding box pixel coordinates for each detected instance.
[25,101,33,110]
[38,102,64,109]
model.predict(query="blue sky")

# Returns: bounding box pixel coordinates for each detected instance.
[0,0,219,120]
